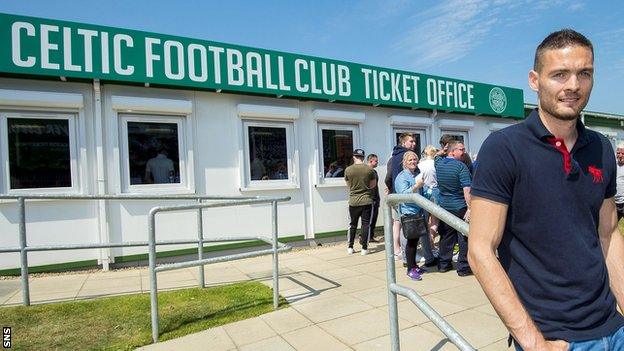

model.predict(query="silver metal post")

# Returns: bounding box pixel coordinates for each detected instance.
[271,200,279,309]
[197,199,205,288]
[148,209,159,343]
[384,203,400,351]
[18,197,30,306]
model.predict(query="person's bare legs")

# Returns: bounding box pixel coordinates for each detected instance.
[393,219,402,255]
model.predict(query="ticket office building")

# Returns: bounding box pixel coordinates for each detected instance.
[7,13,621,272]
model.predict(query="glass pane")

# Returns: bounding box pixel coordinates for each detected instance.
[248,126,288,181]
[127,121,180,185]
[395,132,421,155]
[441,133,465,144]
[8,118,72,189]
[322,129,353,178]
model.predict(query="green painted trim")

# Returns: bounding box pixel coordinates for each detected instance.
[0,259,99,276]
[585,116,623,129]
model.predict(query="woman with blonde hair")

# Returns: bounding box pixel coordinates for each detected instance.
[394,151,427,280]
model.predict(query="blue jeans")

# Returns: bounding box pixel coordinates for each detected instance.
[514,326,624,351]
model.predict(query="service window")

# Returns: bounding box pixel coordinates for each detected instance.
[243,120,295,187]
[119,114,187,192]
[319,124,359,180]
[1,113,79,193]
[440,130,469,146]
[393,128,426,156]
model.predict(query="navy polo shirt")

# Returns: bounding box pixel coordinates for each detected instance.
[472,109,624,342]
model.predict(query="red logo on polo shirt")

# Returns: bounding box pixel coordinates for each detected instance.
[588,165,603,183]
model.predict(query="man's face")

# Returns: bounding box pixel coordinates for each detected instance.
[617,148,624,165]
[450,143,465,160]
[529,45,594,121]
[368,157,378,168]
[402,137,416,150]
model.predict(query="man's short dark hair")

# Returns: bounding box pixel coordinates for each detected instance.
[534,29,594,72]
[447,140,461,152]
[367,154,378,161]
[439,134,454,147]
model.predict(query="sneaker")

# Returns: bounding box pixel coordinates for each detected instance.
[407,268,422,281]
[361,249,368,256]
[415,266,427,274]
[438,265,452,273]
[369,237,379,243]
[347,247,354,255]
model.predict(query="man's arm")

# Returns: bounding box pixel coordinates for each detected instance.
[597,197,624,310]
[468,196,568,351]
[462,187,471,221]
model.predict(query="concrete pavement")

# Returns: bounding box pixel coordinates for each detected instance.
[0,241,513,350]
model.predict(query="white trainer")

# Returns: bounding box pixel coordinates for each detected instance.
[347,248,354,255]
[361,249,368,256]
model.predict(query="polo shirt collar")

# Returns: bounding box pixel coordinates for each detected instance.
[525,108,591,150]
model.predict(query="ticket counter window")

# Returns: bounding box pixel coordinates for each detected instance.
[248,126,289,181]
[7,117,74,189]
[126,121,181,185]
[321,127,355,178]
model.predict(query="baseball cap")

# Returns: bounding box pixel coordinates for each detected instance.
[353,148,365,157]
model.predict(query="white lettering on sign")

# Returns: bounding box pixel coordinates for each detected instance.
[63,27,81,71]
[145,37,160,78]
[188,43,207,82]
[337,65,350,96]
[294,58,308,92]
[164,40,185,80]
[208,46,224,84]
[101,31,110,74]
[11,21,36,67]
[246,51,263,88]
[226,48,244,86]
[277,56,291,91]
[40,24,59,70]
[77,29,97,72]
[426,78,474,110]
[361,69,419,105]
[113,34,134,75]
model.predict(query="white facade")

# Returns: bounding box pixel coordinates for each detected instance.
[0,77,520,270]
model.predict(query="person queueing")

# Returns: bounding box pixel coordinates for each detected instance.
[418,145,441,264]
[616,143,624,222]
[344,148,377,255]
[384,133,417,259]
[394,151,426,281]
[367,154,381,242]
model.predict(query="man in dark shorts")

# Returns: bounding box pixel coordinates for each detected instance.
[367,153,381,242]
[344,149,377,256]
[469,29,624,350]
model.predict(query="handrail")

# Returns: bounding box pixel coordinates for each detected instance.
[0,194,290,307]
[147,197,290,342]
[384,193,475,351]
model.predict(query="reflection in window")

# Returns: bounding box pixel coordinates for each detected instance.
[248,126,288,181]
[322,129,353,178]
[127,122,180,185]
[8,118,71,189]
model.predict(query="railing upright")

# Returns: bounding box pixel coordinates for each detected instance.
[18,197,29,306]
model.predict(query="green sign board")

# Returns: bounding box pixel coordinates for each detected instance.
[0,13,524,117]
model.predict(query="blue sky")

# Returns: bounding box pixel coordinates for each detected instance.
[1,0,623,114]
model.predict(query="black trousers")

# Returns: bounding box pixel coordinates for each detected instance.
[617,203,624,222]
[348,204,372,250]
[438,207,470,272]
[369,200,380,240]
[405,237,420,271]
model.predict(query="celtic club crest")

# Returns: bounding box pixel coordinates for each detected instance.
[489,87,507,114]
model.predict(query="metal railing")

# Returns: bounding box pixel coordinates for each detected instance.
[0,194,290,307]
[147,197,291,342]
[384,193,475,351]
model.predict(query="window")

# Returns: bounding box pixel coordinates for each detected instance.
[119,114,188,192]
[1,113,78,192]
[393,128,425,156]
[319,124,358,180]
[440,130,469,146]
[243,120,296,188]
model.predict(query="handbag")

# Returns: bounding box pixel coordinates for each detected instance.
[400,212,428,239]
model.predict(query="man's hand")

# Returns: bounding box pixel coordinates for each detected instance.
[539,340,569,351]
[463,209,471,222]
[384,187,390,195]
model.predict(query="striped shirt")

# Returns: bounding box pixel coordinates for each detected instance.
[435,156,471,211]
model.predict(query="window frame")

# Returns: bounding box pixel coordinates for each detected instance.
[317,123,360,186]
[241,119,297,190]
[0,112,81,194]
[118,113,190,194]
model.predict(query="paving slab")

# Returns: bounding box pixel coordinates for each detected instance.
[281,325,350,351]
[292,293,374,323]
[222,317,276,347]
[259,307,313,334]
[139,326,235,351]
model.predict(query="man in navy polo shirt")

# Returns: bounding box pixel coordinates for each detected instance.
[469,29,624,350]
[435,140,472,276]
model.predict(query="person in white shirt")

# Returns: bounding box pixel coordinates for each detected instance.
[145,149,175,184]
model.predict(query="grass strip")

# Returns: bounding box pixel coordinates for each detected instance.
[0,281,285,350]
